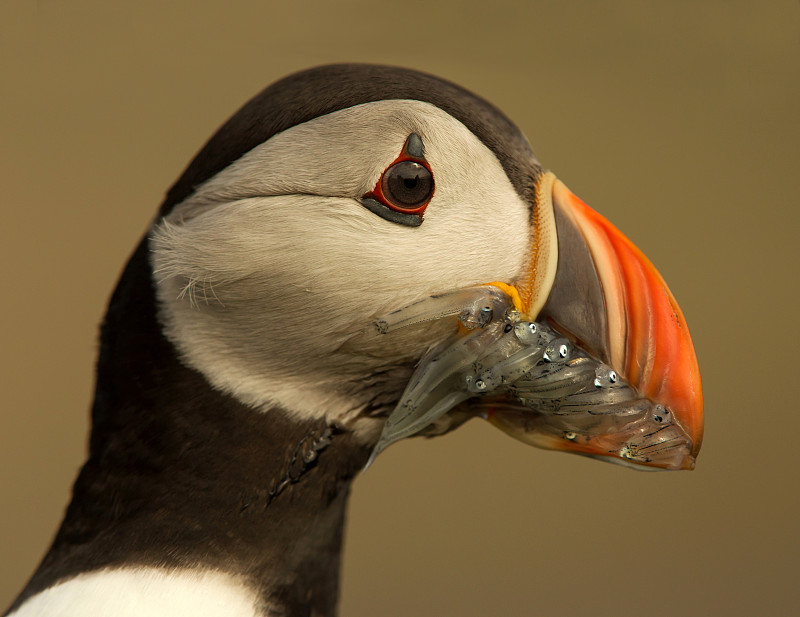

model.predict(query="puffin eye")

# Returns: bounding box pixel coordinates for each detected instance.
[361,133,435,227]
[381,161,433,209]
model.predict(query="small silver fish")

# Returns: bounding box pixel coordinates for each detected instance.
[369,285,697,471]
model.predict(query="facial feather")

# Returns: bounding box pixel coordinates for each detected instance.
[150,100,532,428]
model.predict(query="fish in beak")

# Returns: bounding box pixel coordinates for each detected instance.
[370,172,703,471]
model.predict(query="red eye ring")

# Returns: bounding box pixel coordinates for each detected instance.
[363,136,435,217]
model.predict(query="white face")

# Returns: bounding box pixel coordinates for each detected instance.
[150,100,533,438]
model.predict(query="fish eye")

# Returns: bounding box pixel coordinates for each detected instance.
[381,161,434,210]
[652,405,671,424]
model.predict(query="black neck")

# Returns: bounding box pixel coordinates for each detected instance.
[8,239,371,617]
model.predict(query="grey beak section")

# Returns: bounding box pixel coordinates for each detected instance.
[537,200,609,365]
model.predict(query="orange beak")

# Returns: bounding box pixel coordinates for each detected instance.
[490,174,703,469]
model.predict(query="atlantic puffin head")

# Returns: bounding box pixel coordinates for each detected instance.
[149,63,702,469]
[7,63,704,617]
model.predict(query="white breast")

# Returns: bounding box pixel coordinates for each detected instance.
[9,568,262,617]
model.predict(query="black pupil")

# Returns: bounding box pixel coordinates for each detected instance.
[384,161,433,208]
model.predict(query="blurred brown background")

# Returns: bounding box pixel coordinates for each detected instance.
[1,1,798,615]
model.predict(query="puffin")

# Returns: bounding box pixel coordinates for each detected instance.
[4,64,703,617]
